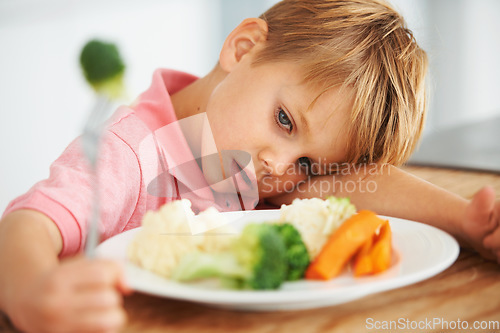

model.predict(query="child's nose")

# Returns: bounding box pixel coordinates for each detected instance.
[259,150,298,177]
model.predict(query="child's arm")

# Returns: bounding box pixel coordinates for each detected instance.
[267,165,500,262]
[0,209,129,333]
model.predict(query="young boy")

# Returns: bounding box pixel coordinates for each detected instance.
[1,0,499,332]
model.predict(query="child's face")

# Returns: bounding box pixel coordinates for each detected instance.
[204,57,353,199]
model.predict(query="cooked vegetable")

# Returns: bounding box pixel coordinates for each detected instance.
[271,223,310,281]
[79,39,125,99]
[371,223,392,273]
[352,234,375,276]
[353,222,392,276]
[305,210,388,280]
[279,196,356,259]
[127,200,236,278]
[171,223,287,290]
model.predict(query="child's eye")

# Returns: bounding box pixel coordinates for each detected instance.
[298,157,312,171]
[275,108,293,133]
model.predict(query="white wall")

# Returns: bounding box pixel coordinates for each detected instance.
[449,0,500,126]
[0,0,221,211]
[391,0,500,131]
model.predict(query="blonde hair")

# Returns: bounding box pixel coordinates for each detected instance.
[255,0,428,167]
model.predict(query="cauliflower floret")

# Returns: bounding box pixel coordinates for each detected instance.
[279,197,356,259]
[128,200,236,278]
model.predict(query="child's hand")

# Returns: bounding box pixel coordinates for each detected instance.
[462,186,500,262]
[9,257,131,333]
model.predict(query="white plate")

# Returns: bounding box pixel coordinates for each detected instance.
[96,210,459,311]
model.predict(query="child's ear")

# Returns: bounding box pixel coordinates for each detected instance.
[219,18,268,72]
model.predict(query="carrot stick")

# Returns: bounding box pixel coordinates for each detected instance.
[352,234,375,276]
[353,222,392,276]
[371,222,392,273]
[305,210,387,280]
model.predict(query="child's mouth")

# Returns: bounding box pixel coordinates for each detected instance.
[234,159,252,186]
[231,159,251,192]
[229,158,258,211]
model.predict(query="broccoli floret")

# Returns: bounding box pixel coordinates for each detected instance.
[79,39,125,99]
[271,223,310,281]
[171,223,287,290]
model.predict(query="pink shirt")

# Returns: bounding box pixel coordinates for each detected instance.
[2,69,248,257]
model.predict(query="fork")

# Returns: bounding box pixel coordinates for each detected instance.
[82,94,113,258]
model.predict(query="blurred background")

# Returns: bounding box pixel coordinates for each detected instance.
[0,0,499,211]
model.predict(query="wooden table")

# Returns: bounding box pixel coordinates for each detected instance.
[2,166,500,332]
